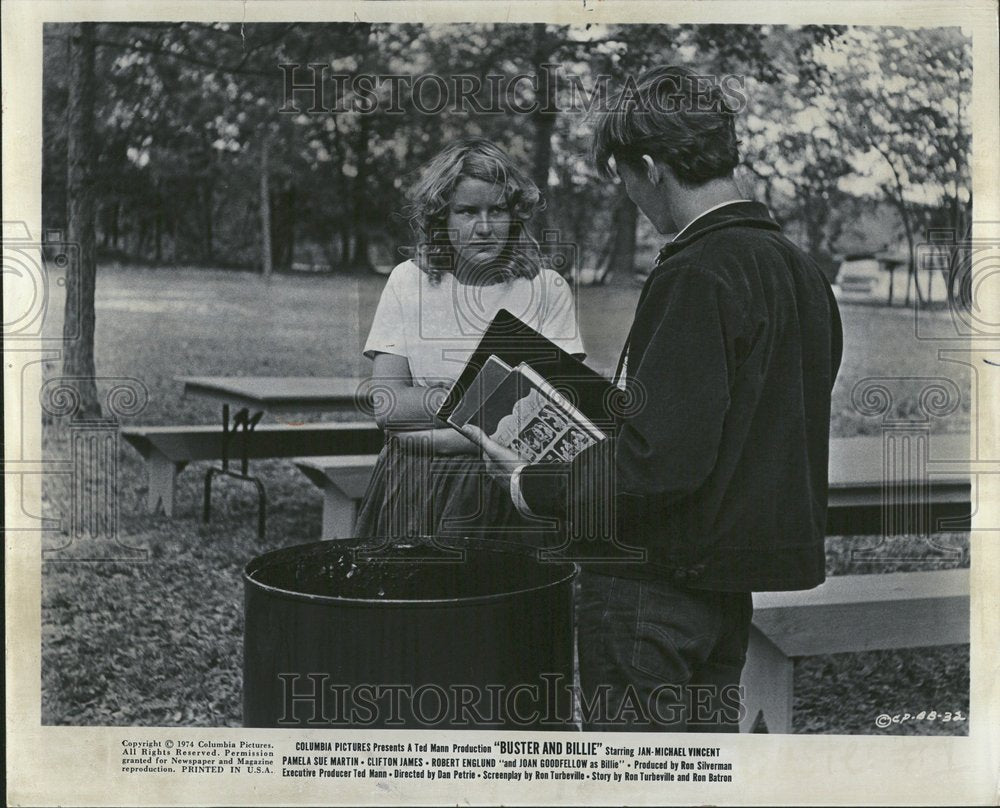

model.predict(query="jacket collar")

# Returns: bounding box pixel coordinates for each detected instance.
[655,201,780,265]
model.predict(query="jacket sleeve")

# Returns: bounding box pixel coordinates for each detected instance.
[519,264,742,518]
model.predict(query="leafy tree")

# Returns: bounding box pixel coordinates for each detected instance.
[815,27,972,304]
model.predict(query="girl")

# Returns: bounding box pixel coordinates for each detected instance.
[354,137,585,546]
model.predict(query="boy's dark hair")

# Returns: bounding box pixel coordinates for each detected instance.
[592,65,740,186]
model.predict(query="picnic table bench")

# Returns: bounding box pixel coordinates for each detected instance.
[740,568,970,733]
[122,421,383,517]
[741,431,971,733]
[293,455,382,539]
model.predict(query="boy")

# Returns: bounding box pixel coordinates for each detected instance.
[463,65,843,731]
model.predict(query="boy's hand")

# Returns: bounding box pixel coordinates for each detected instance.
[459,424,523,488]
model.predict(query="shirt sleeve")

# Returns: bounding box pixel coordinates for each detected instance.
[539,270,586,357]
[509,463,534,517]
[363,266,409,360]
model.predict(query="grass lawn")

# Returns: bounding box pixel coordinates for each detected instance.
[40,264,969,732]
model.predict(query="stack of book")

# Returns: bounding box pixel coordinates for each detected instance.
[438,310,618,463]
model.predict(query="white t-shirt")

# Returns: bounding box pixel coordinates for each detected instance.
[364,260,585,387]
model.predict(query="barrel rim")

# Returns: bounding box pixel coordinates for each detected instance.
[243,537,579,607]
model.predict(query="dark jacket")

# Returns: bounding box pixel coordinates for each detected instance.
[519,201,843,591]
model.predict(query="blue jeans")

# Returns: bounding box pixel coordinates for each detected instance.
[577,570,753,732]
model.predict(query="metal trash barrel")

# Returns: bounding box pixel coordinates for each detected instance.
[243,537,577,730]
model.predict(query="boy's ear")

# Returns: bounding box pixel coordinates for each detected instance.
[641,154,663,185]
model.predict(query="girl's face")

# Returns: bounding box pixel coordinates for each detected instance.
[445,177,511,273]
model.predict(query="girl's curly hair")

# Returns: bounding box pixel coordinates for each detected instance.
[404,137,544,285]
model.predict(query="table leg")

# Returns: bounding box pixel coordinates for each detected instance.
[202,404,269,540]
[740,625,793,734]
[221,403,230,471]
[321,484,359,540]
[147,449,177,516]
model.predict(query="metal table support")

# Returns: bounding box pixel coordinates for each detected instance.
[203,404,267,539]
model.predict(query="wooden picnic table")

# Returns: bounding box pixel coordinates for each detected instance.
[177,375,377,538]
[178,375,372,416]
[171,374,976,542]
[828,431,969,491]
[827,431,970,534]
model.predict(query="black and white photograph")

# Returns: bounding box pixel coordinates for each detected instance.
[4,1,999,805]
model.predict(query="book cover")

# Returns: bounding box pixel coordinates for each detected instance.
[447,355,512,429]
[464,361,605,463]
[436,309,620,436]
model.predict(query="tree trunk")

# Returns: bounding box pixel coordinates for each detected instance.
[348,114,372,272]
[154,203,163,263]
[270,181,296,271]
[602,189,639,285]
[170,206,179,264]
[880,160,924,307]
[531,111,555,238]
[284,183,297,269]
[136,215,149,261]
[530,23,557,234]
[202,178,214,264]
[100,204,111,248]
[902,227,921,307]
[63,21,101,419]
[260,135,273,280]
[340,226,350,268]
[350,227,370,273]
[803,197,828,257]
[110,200,120,249]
